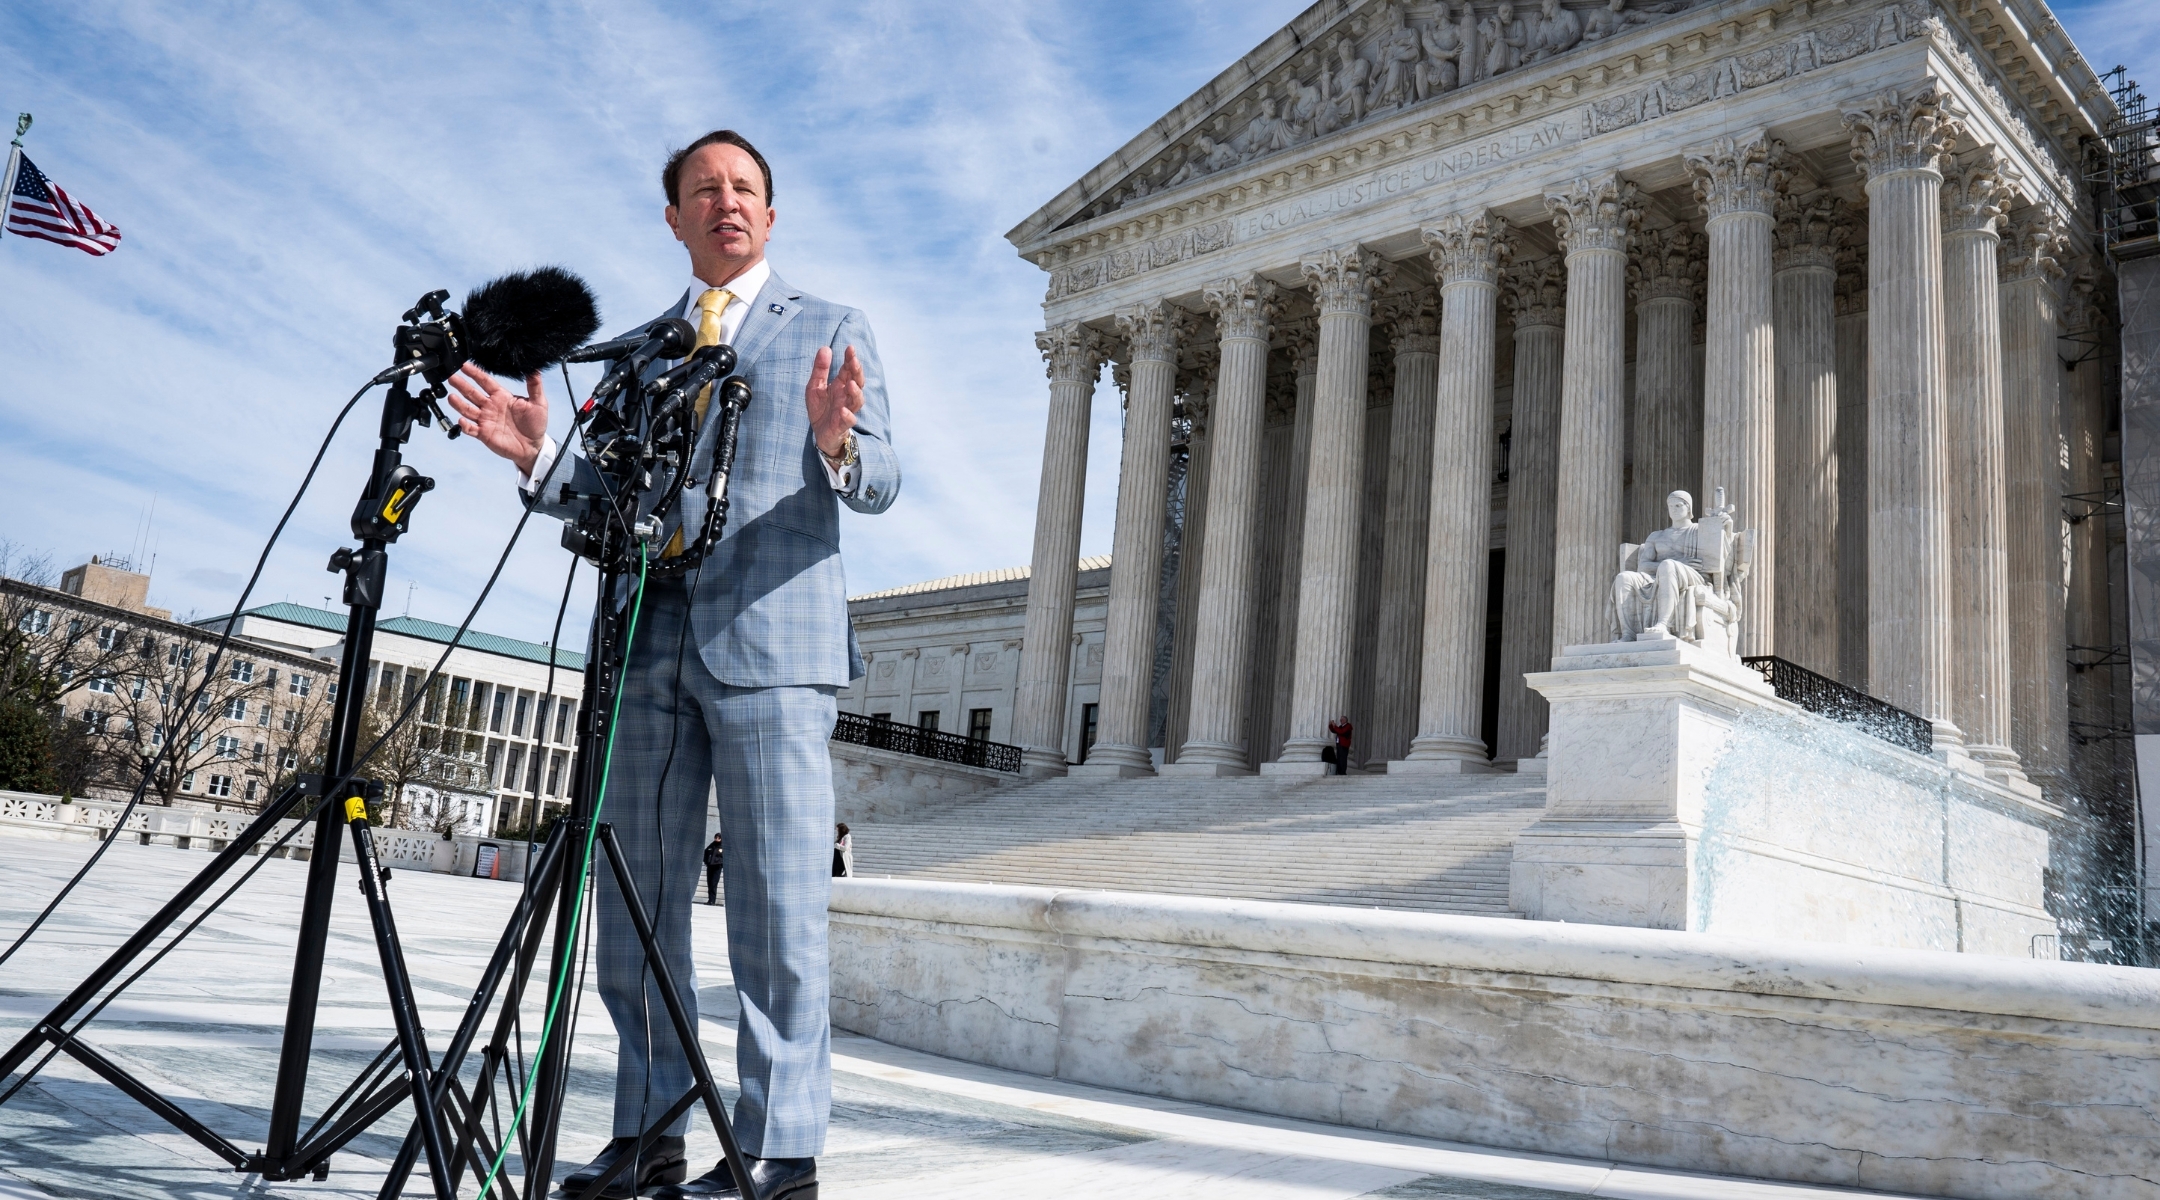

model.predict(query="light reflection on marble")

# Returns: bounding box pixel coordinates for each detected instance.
[2,838,1957,1200]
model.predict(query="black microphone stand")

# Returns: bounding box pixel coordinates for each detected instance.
[368,350,762,1200]
[0,293,476,1199]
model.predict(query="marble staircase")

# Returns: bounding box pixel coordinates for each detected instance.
[849,770,1547,915]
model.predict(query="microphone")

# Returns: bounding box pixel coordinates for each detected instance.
[583,318,697,410]
[648,343,738,404]
[462,266,602,377]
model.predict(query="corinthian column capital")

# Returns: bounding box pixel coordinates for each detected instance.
[1773,194,1844,272]
[1284,314,1320,377]
[1833,205,1869,316]
[1843,82,1967,181]
[1299,245,1391,317]
[1203,273,1282,342]
[1545,173,1642,256]
[1115,299,1191,363]
[1630,225,1704,304]
[1503,255,1567,328]
[1685,132,1789,221]
[1998,204,2072,283]
[1940,147,2022,235]
[1421,209,1515,288]
[1380,290,1442,355]
[1036,321,1111,383]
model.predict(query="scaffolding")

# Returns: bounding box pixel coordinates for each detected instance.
[2091,66,2160,262]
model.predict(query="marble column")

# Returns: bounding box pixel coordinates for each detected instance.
[1367,291,1442,765]
[1772,194,1841,677]
[1546,175,1641,655]
[1834,217,1871,690]
[1844,84,1965,743]
[1173,275,1280,774]
[1075,300,1186,777]
[1163,362,1214,764]
[1495,257,1566,762]
[1939,150,2021,778]
[2063,272,2116,796]
[1687,133,1785,658]
[1400,210,1513,771]
[2000,203,2074,788]
[1270,246,1388,771]
[1246,370,1297,769]
[1014,322,1108,776]
[1269,321,1319,760]
[1628,226,1704,543]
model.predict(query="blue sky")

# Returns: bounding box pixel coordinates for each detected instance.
[1,0,2153,650]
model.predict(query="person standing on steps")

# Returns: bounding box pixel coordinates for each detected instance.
[703,833,725,905]
[1321,716,1354,775]
[832,823,853,878]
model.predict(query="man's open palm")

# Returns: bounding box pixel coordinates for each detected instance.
[446,364,550,476]
[805,345,864,458]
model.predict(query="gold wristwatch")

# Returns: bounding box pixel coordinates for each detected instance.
[822,432,858,470]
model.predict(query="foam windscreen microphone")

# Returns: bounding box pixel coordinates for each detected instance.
[462,266,603,378]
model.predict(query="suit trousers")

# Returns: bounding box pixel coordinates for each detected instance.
[592,577,836,1158]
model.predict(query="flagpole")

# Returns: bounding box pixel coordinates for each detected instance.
[0,113,30,241]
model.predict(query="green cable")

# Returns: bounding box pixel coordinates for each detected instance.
[477,546,649,1199]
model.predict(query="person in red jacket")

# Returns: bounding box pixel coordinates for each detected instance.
[1321,716,1353,775]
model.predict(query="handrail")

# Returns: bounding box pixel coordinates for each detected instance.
[1740,656,1933,756]
[832,711,1023,773]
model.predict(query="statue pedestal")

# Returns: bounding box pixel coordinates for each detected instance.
[1508,638,2061,955]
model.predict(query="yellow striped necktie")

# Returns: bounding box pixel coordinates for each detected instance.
[663,287,733,559]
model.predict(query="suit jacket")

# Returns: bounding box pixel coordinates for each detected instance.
[534,268,899,688]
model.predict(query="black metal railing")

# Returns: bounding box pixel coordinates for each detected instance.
[1741,656,1932,756]
[832,711,1023,773]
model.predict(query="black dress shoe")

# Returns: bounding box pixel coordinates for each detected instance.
[649,1155,816,1200]
[561,1134,689,1198]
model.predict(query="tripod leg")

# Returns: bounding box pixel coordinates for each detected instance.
[0,783,311,1085]
[595,823,760,1200]
[342,797,458,1200]
[369,826,573,1199]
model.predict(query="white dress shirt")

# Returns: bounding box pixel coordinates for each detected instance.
[521,258,853,495]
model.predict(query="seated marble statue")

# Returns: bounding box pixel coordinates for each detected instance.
[1612,488,1751,655]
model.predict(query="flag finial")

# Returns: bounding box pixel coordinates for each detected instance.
[10,113,27,145]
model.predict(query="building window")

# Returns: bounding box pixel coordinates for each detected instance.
[504,746,525,792]
[81,709,108,733]
[968,708,992,742]
[258,704,271,726]
[917,710,940,733]
[377,663,398,706]
[450,679,470,722]
[326,679,336,699]
[485,743,502,787]
[554,702,574,744]
[188,731,204,753]
[243,780,258,804]
[67,618,83,637]
[180,771,196,792]
[87,675,115,694]
[513,693,531,737]
[290,672,312,697]
[216,735,242,759]
[140,634,157,657]
[169,643,193,666]
[279,747,299,771]
[206,774,232,799]
[525,747,543,793]
[150,724,165,748]
[96,626,118,651]
[253,741,267,763]
[490,690,508,733]
[1079,703,1099,763]
[544,752,564,797]
[278,708,297,731]
[159,681,173,705]
[532,698,552,744]
[226,697,248,721]
[229,659,254,683]
[19,609,51,635]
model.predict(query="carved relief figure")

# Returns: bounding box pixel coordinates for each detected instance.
[1612,489,1750,654]
[1371,2,1424,109]
[1481,1,1528,80]
[1528,0,1584,61]
[1327,34,1372,127]
[1418,1,1465,98]
[1243,94,1296,158]
[1287,73,1328,140]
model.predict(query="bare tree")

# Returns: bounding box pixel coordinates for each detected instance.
[354,689,491,831]
[98,637,283,806]
[1,546,161,716]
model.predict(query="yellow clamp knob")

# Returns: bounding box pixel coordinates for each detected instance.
[344,795,369,823]
[382,487,411,524]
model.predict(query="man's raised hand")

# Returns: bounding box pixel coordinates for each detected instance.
[805,345,864,459]
[446,363,550,476]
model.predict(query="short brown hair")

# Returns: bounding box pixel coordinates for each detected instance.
[663,130,773,207]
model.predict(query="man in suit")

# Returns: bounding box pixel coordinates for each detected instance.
[446,128,896,1200]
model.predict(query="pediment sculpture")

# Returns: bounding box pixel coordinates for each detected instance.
[1612,487,1751,655]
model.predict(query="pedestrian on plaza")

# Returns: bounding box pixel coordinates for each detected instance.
[832,823,853,878]
[1320,716,1353,775]
[702,833,725,905]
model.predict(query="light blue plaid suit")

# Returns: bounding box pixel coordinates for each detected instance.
[538,268,897,1158]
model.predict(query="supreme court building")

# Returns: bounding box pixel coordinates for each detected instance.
[1000,0,2134,811]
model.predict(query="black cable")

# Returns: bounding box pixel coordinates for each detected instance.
[0,378,382,972]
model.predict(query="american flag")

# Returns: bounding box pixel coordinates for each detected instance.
[6,155,122,256]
